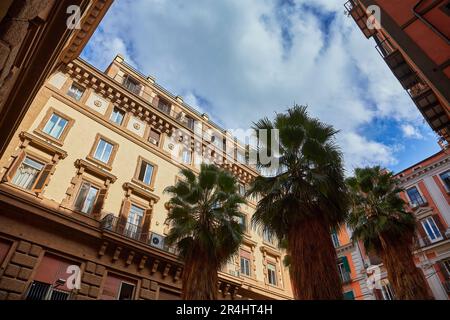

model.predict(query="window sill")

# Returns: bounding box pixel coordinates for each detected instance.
[131,178,155,192]
[86,155,113,171]
[33,130,64,147]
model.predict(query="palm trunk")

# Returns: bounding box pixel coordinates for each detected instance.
[287,215,343,299]
[182,245,219,300]
[379,233,433,300]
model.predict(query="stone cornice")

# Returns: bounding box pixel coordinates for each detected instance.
[60,0,114,64]
[65,58,260,182]
[395,155,450,185]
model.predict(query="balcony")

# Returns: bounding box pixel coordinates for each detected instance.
[414,234,448,250]
[375,38,420,90]
[101,214,178,255]
[409,88,450,140]
[344,0,376,38]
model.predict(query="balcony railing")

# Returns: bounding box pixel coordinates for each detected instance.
[414,234,448,250]
[344,0,376,38]
[101,214,178,255]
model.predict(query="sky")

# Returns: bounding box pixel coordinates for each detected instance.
[81,0,441,174]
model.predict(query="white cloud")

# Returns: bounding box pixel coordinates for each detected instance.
[81,0,433,170]
[401,124,423,139]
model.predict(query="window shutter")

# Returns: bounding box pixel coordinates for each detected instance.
[438,261,450,280]
[152,95,160,108]
[432,215,445,235]
[139,209,152,242]
[92,188,107,218]
[33,164,53,192]
[117,199,131,233]
[4,151,25,182]
[74,182,90,211]
[342,256,351,273]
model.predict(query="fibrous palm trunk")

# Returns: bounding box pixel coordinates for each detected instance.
[287,215,343,299]
[182,246,219,300]
[379,233,433,300]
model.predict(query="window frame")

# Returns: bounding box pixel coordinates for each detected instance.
[87,134,119,170]
[240,256,251,277]
[66,82,85,101]
[406,186,426,207]
[109,107,126,126]
[148,128,161,147]
[267,262,277,286]
[421,216,443,243]
[35,107,74,145]
[117,281,136,300]
[6,150,55,195]
[73,179,101,215]
[438,170,450,192]
[133,156,158,190]
[10,154,46,191]
[122,74,142,96]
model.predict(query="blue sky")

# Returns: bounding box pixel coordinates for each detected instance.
[81,0,440,174]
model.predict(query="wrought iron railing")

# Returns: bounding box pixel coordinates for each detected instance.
[414,234,448,249]
[101,214,178,255]
[375,38,397,58]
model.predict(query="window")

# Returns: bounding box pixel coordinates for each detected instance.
[42,113,68,139]
[240,256,250,276]
[26,281,69,300]
[267,263,277,286]
[118,282,135,300]
[122,75,141,95]
[74,181,99,214]
[381,282,395,300]
[343,290,355,300]
[238,184,246,196]
[125,205,144,239]
[338,257,351,283]
[148,129,161,146]
[440,171,450,190]
[421,216,443,242]
[67,83,85,101]
[93,138,114,164]
[331,232,340,248]
[237,150,246,164]
[110,108,125,125]
[158,100,171,115]
[137,161,154,186]
[406,186,426,206]
[12,157,44,190]
[181,148,192,164]
[237,214,246,232]
[263,229,274,244]
[441,259,450,278]
[184,116,194,130]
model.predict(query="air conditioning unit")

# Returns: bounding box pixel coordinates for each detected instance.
[149,233,165,250]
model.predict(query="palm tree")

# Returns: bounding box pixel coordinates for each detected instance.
[346,166,432,300]
[247,105,349,299]
[164,163,245,300]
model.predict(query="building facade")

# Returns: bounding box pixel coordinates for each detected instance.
[344,0,450,143]
[0,0,113,163]
[0,53,372,300]
[361,150,450,300]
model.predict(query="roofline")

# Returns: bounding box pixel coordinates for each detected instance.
[394,149,447,176]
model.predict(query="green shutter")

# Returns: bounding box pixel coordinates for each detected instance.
[343,290,355,300]
[342,256,351,273]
